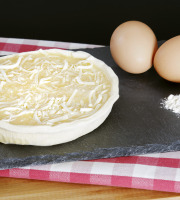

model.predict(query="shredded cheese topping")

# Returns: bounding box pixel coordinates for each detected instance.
[0,50,111,126]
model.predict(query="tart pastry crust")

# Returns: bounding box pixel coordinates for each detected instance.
[0,49,119,146]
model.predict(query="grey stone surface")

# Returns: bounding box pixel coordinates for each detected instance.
[1,41,180,170]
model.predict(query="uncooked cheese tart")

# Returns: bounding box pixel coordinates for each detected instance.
[0,49,119,146]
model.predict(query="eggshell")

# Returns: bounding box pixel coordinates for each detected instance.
[154,36,180,83]
[110,21,158,74]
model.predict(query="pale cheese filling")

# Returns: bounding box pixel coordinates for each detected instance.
[0,50,111,126]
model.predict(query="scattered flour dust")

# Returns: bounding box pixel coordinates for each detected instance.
[162,94,180,115]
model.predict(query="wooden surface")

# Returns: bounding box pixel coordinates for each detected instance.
[0,178,180,199]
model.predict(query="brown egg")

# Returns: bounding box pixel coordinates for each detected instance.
[110,21,158,74]
[154,36,180,83]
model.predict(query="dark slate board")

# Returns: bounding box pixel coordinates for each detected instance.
[1,40,180,170]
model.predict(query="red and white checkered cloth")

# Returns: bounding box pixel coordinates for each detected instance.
[0,37,180,193]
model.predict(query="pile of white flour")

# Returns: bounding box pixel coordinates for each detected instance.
[162,94,180,114]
